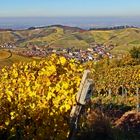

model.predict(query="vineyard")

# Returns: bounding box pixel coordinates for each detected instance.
[0,54,140,140]
[0,50,12,60]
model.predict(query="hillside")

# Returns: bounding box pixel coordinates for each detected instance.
[89,28,140,53]
[0,26,140,54]
[0,50,33,68]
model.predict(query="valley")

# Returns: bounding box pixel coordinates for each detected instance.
[0,25,140,66]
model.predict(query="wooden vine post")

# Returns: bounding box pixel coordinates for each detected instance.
[68,70,94,140]
[136,87,140,112]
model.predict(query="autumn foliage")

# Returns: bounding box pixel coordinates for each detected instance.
[0,54,84,140]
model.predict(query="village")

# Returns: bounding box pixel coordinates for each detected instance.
[0,42,114,62]
[13,43,115,62]
[0,43,114,62]
[0,43,16,49]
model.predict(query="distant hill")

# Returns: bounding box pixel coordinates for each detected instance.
[28,24,85,32]
[0,25,140,54]
[89,25,137,30]
[0,29,13,31]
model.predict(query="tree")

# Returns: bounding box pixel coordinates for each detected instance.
[129,47,140,59]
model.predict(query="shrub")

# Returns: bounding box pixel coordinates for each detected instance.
[77,109,114,140]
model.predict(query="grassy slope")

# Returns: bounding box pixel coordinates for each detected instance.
[0,51,33,68]
[0,31,17,44]
[23,27,64,44]
[51,32,90,49]
[0,50,11,59]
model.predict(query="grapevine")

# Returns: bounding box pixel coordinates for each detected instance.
[0,54,84,140]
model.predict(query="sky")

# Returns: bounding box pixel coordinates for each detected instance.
[0,0,140,17]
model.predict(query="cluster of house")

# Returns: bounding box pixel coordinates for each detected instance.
[18,50,47,57]
[17,45,47,57]
[91,43,114,58]
[0,43,16,49]
[60,44,114,62]
[16,43,114,62]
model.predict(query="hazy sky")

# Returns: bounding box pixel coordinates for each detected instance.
[0,0,140,17]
